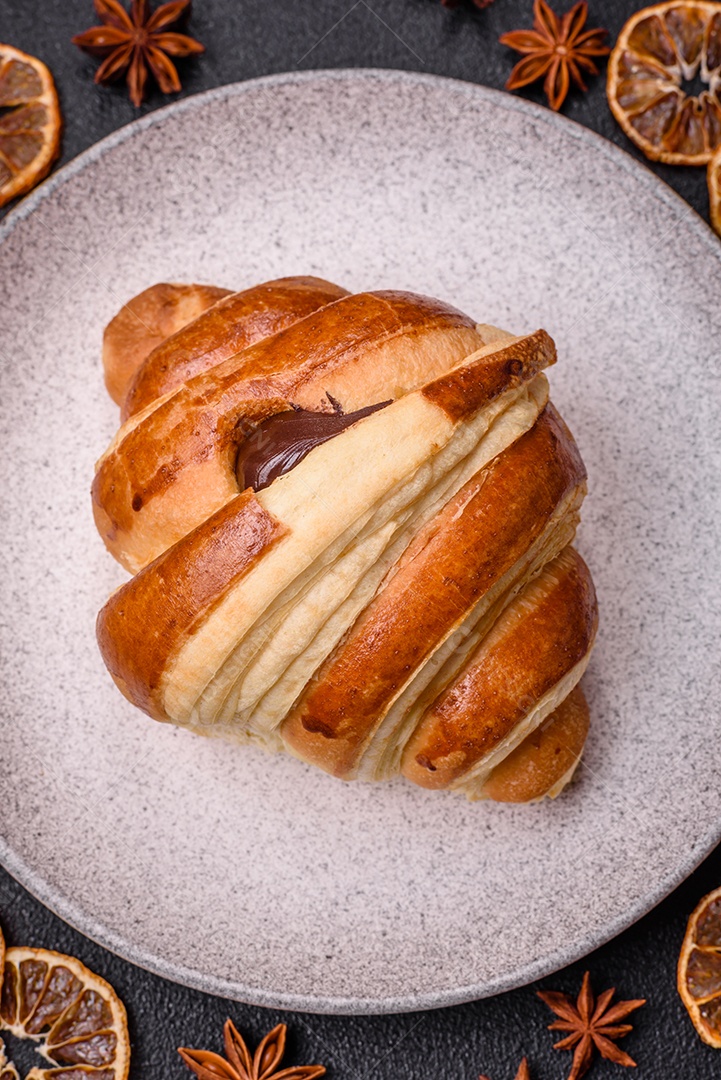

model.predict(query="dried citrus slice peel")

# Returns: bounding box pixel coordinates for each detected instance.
[0,945,130,1079]
[709,142,721,233]
[678,884,721,1047]
[0,1039,18,1079]
[608,1,721,165]
[0,44,61,209]
[0,926,15,1080]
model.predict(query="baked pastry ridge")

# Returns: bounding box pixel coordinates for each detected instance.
[94,276,598,802]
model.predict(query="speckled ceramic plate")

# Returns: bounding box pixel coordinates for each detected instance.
[1,70,720,1015]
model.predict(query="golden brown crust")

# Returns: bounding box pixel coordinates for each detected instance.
[422,329,556,421]
[94,280,598,803]
[102,283,231,405]
[481,684,590,802]
[400,545,598,789]
[122,277,350,420]
[93,290,486,571]
[96,493,286,719]
[281,404,585,778]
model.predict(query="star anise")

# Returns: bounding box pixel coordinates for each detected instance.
[479,1058,531,1080]
[72,0,204,108]
[499,0,610,112]
[178,1019,326,1080]
[537,971,646,1080]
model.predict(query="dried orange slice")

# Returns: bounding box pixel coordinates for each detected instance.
[0,946,130,1079]
[0,1040,18,1080]
[709,143,721,233]
[678,884,721,1047]
[0,44,61,209]
[0,925,14,1080]
[608,1,721,165]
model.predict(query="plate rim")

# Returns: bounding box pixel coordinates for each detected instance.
[1,67,720,1015]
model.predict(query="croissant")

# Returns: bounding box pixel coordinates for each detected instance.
[93,277,598,802]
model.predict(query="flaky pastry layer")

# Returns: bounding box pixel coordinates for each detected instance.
[95,279,599,801]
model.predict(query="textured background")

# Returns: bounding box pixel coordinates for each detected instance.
[1,1,720,1077]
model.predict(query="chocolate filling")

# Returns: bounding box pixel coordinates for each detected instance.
[236,395,392,492]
